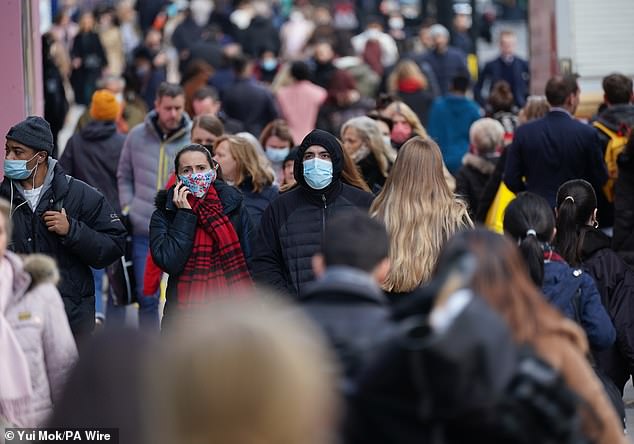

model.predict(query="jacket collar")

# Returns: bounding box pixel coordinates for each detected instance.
[462,153,496,175]
[580,227,611,259]
[2,159,70,211]
[145,110,191,142]
[301,266,387,305]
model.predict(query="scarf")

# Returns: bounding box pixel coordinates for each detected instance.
[543,249,565,263]
[351,145,371,163]
[176,186,252,307]
[398,77,425,93]
[0,256,33,426]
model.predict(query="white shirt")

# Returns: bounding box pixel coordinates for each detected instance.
[23,186,43,212]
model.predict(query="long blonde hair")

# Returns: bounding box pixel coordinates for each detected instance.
[383,100,428,138]
[370,137,472,292]
[341,116,394,178]
[215,135,275,192]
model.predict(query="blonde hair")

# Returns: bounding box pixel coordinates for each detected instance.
[151,297,337,444]
[383,101,428,138]
[341,116,394,178]
[370,137,473,292]
[518,95,550,124]
[386,60,428,94]
[215,135,275,192]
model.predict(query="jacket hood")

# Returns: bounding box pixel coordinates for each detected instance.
[580,227,611,259]
[301,266,387,305]
[293,129,343,195]
[154,179,243,215]
[80,120,117,141]
[462,153,496,175]
[22,254,60,288]
[597,104,634,131]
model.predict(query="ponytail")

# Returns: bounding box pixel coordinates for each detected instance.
[518,233,545,286]
[503,193,556,287]
[554,180,597,267]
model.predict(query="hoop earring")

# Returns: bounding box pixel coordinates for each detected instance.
[593,220,599,229]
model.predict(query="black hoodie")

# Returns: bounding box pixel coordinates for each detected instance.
[59,120,126,214]
[252,129,374,298]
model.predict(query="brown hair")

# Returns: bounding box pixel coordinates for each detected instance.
[487,80,514,112]
[192,114,224,138]
[341,148,371,192]
[259,119,295,148]
[214,135,275,192]
[518,96,550,124]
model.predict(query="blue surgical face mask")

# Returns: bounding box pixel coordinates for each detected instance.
[261,58,278,71]
[266,147,290,163]
[4,153,39,180]
[303,158,333,190]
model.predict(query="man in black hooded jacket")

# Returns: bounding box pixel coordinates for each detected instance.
[252,129,374,298]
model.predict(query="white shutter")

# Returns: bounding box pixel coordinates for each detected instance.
[571,0,634,78]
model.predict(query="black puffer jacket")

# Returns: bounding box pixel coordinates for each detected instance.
[455,153,497,218]
[357,153,386,194]
[581,228,634,391]
[252,130,374,298]
[0,160,126,337]
[614,149,634,267]
[149,180,253,312]
[300,267,395,386]
[59,120,125,214]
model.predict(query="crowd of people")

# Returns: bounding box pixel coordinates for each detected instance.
[2,0,634,442]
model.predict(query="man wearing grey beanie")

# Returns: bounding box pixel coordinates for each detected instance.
[1,115,126,343]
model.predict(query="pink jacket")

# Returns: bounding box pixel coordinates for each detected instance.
[5,252,78,427]
[276,81,327,144]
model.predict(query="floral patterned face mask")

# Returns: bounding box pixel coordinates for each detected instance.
[179,169,217,198]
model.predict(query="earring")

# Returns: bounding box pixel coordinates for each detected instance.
[593,220,599,229]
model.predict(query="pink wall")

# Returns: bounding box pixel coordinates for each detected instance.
[528,0,558,96]
[0,0,43,180]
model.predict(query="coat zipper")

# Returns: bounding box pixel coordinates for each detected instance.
[321,194,327,246]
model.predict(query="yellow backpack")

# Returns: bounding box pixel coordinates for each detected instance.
[592,121,629,202]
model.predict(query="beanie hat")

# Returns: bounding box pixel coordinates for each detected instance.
[90,89,120,121]
[6,116,54,155]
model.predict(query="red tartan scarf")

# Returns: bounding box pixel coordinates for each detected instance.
[176,185,251,307]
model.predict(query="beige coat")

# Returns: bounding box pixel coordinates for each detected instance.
[6,252,78,427]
